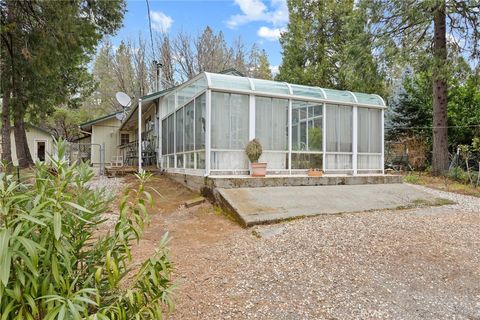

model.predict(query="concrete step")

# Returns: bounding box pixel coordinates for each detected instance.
[184,196,206,208]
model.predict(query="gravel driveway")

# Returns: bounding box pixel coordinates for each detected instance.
[164,183,480,320]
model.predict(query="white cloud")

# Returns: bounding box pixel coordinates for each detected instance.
[227,0,288,29]
[270,65,279,75]
[150,11,173,32]
[257,26,285,41]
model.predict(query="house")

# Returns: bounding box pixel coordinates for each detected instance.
[77,112,124,166]
[0,125,54,166]
[114,70,385,176]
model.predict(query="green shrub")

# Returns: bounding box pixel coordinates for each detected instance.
[448,166,468,183]
[0,140,173,319]
[404,174,420,184]
[245,139,263,163]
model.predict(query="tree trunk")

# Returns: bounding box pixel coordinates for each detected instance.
[13,117,34,168]
[431,1,449,176]
[1,90,12,166]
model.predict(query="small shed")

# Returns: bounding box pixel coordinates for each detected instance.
[8,125,54,166]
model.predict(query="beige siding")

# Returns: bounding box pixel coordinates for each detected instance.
[8,127,53,166]
[90,118,122,165]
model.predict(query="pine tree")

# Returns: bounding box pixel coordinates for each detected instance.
[368,0,480,175]
[0,0,125,167]
[277,0,384,94]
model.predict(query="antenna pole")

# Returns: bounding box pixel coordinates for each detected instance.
[153,61,163,92]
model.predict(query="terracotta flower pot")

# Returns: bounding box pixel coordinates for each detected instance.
[251,162,267,177]
[308,168,323,177]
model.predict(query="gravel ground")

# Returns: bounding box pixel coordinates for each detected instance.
[86,176,125,198]
[86,176,127,227]
[168,185,480,320]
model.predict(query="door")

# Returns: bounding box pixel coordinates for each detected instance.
[36,141,46,162]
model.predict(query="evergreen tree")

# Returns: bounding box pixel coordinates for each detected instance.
[0,0,125,167]
[248,45,272,80]
[368,0,480,175]
[277,0,384,94]
[388,70,433,146]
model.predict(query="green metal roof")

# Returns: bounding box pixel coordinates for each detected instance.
[79,112,121,129]
[140,86,176,102]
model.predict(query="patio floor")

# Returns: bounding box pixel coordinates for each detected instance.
[216,183,451,226]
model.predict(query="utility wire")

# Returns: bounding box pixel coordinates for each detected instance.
[385,124,480,130]
[145,0,156,60]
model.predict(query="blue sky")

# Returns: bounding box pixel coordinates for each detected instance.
[111,0,289,73]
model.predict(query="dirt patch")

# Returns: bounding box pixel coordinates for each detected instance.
[113,175,480,319]
[122,174,243,285]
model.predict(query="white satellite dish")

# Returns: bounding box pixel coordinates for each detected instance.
[115,92,131,108]
[115,112,125,121]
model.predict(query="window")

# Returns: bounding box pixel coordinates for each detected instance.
[325,105,352,152]
[184,101,194,151]
[144,116,153,132]
[292,101,323,152]
[211,92,249,149]
[358,107,382,170]
[176,108,184,152]
[120,133,129,145]
[161,119,168,155]
[325,105,353,170]
[358,108,381,153]
[167,114,174,154]
[255,97,288,151]
[195,93,206,150]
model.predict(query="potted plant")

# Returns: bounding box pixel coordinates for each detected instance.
[246,139,267,177]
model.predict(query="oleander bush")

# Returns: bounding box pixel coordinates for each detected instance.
[0,140,173,319]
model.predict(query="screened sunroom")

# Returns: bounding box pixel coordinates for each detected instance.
[155,71,385,176]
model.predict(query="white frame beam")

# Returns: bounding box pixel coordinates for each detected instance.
[249,95,255,141]
[205,89,212,176]
[137,98,142,172]
[352,106,358,175]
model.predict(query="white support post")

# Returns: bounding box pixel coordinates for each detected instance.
[249,95,255,141]
[138,99,142,173]
[156,102,161,169]
[193,98,196,170]
[381,109,385,174]
[288,99,292,174]
[174,92,177,169]
[353,106,358,175]
[205,90,212,176]
[322,103,326,173]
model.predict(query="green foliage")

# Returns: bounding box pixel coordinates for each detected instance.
[277,0,385,94]
[404,174,420,184]
[448,75,480,145]
[388,70,433,146]
[0,140,173,319]
[388,68,480,150]
[45,107,92,141]
[1,0,125,166]
[1,0,125,112]
[448,166,468,184]
[308,127,322,151]
[245,139,263,163]
[249,47,272,80]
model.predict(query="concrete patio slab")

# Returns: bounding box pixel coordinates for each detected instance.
[216,183,452,227]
